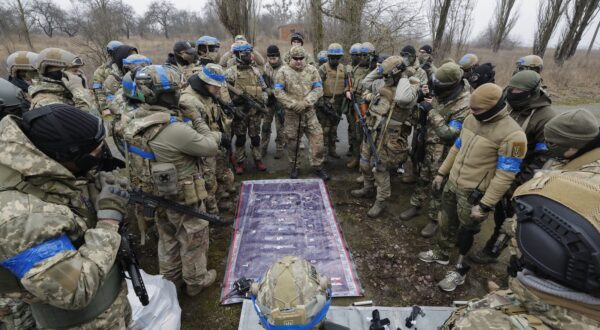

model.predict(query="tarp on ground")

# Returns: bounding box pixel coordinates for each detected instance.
[221,179,362,304]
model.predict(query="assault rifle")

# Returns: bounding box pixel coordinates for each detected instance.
[348,91,384,172]
[128,189,233,226]
[262,73,285,125]
[227,83,269,116]
[410,101,431,175]
[316,97,341,120]
[118,222,149,306]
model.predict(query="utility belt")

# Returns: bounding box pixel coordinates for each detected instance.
[30,264,122,329]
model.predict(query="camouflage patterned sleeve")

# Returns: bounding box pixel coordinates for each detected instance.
[430,104,470,143]
[273,68,296,109]
[18,219,121,310]
[92,66,109,111]
[70,87,100,117]
[305,67,323,106]
[224,67,236,85]
[178,91,204,132]
[317,64,327,82]
[480,130,528,207]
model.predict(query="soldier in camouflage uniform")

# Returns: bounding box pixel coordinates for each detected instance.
[226,42,269,174]
[29,48,98,116]
[6,51,38,95]
[282,33,316,67]
[123,65,225,296]
[471,70,556,264]
[219,35,266,69]
[441,112,600,328]
[274,46,329,180]
[99,44,138,114]
[179,64,234,214]
[418,44,436,78]
[260,45,286,159]
[196,36,221,66]
[345,43,372,169]
[317,43,348,160]
[166,41,198,84]
[0,104,131,329]
[514,54,544,75]
[350,56,421,218]
[92,40,123,113]
[458,53,479,84]
[419,83,527,292]
[400,63,471,239]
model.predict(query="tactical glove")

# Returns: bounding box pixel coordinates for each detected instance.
[500,216,516,237]
[62,71,86,92]
[95,171,130,221]
[432,174,445,192]
[470,203,491,222]
[403,66,416,78]
[291,100,309,113]
[220,134,232,150]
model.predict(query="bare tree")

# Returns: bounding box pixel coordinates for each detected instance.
[429,0,452,57]
[555,0,600,64]
[490,0,519,52]
[533,0,567,57]
[309,0,324,58]
[6,0,35,50]
[30,0,65,38]
[212,0,253,41]
[587,18,600,56]
[145,0,176,39]
[428,0,473,59]
[57,13,80,37]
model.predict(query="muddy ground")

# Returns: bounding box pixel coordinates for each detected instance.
[131,121,515,330]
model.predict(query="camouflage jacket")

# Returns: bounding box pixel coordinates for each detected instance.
[179,85,230,136]
[102,65,124,107]
[349,65,371,96]
[273,64,323,118]
[282,51,315,67]
[225,64,268,110]
[219,50,265,69]
[0,116,123,311]
[427,81,471,145]
[92,62,113,111]
[29,77,98,116]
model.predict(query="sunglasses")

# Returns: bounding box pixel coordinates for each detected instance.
[292,57,305,61]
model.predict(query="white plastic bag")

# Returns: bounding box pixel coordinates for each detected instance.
[126,270,181,330]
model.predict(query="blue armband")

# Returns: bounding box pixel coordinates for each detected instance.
[274,83,284,90]
[312,82,322,88]
[448,120,462,131]
[497,156,522,173]
[92,82,103,90]
[106,94,114,101]
[534,143,548,152]
[0,234,75,279]
[454,137,462,149]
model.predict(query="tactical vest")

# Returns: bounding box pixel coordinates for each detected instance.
[323,64,345,97]
[0,164,122,328]
[234,66,263,99]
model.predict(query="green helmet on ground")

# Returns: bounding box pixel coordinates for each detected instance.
[251,256,331,329]
[327,43,344,56]
[198,63,225,87]
[35,48,83,75]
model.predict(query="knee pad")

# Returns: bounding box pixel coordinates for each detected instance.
[235,135,246,147]
[250,135,261,147]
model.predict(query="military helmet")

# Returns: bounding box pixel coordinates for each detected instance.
[379,55,404,76]
[516,55,544,73]
[433,62,463,84]
[317,50,328,62]
[234,35,247,42]
[35,48,83,75]
[106,40,123,54]
[350,43,362,55]
[362,42,376,54]
[122,54,152,73]
[197,35,220,47]
[6,51,38,76]
[198,63,225,87]
[289,46,308,58]
[0,77,24,120]
[508,70,541,92]
[126,65,180,103]
[327,43,344,56]
[232,41,253,53]
[251,256,331,328]
[458,53,478,70]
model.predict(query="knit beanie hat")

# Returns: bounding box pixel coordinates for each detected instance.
[470,83,503,111]
[545,109,599,149]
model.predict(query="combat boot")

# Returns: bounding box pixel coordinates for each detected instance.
[186,269,217,297]
[274,148,284,159]
[255,160,267,171]
[346,158,359,169]
[350,186,375,198]
[420,220,438,238]
[399,206,420,221]
[367,200,385,218]
[315,168,330,181]
[235,163,245,174]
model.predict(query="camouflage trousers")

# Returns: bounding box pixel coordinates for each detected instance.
[316,95,344,154]
[215,150,236,197]
[201,156,219,214]
[284,109,325,169]
[260,105,285,155]
[436,181,479,254]
[409,143,447,221]
[156,197,211,287]
[233,110,263,163]
[359,123,409,201]
[346,93,363,159]
[0,298,35,330]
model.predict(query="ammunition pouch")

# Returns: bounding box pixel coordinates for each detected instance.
[151,163,178,196]
[182,174,208,206]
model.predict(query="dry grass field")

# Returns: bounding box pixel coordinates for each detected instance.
[2,34,599,105]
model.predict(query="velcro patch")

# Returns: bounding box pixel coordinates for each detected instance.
[510,141,526,158]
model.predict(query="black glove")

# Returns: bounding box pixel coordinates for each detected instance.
[419,101,432,112]
[220,134,232,150]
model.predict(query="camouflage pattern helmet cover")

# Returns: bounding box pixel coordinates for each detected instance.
[361,42,376,54]
[458,53,479,70]
[252,256,331,328]
[234,35,247,42]
[327,43,344,56]
[196,36,220,46]
[122,54,152,72]
[6,51,38,76]
[379,55,404,76]
[198,63,225,87]
[129,65,181,103]
[317,50,328,62]
[516,55,544,71]
[350,43,362,55]
[232,41,253,53]
[289,46,308,58]
[35,48,83,74]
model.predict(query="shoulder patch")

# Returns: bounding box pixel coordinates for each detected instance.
[510,141,526,158]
